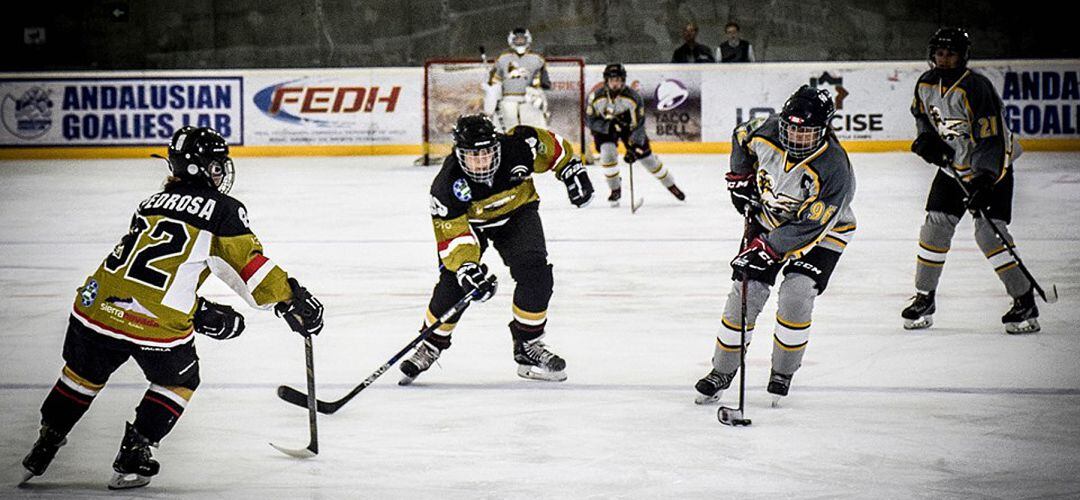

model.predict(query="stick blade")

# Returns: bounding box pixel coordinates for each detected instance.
[277,385,338,414]
[1043,284,1059,304]
[717,406,751,427]
[270,442,317,459]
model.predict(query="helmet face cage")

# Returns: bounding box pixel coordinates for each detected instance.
[779,118,827,159]
[456,143,501,185]
[208,157,235,195]
[779,86,834,159]
[508,28,531,54]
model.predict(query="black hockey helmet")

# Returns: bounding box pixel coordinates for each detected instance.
[453,114,501,184]
[603,63,627,80]
[928,27,971,67]
[165,126,235,194]
[778,85,835,158]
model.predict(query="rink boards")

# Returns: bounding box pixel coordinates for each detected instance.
[1,60,1078,159]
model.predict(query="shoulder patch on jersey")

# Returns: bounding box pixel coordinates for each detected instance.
[452,178,473,202]
[237,206,250,228]
[80,278,99,307]
[430,195,449,217]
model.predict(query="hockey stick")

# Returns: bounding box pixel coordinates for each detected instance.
[625,151,644,213]
[271,335,318,458]
[719,205,754,427]
[276,280,491,414]
[944,166,1058,304]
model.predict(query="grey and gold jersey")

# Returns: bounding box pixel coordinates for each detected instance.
[585,85,646,136]
[912,68,1020,183]
[730,116,857,258]
[489,51,550,96]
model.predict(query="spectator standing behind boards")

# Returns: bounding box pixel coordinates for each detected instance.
[718,22,755,63]
[671,22,715,63]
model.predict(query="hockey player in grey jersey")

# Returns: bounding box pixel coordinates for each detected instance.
[902,27,1038,334]
[695,85,856,405]
[586,63,685,205]
[484,28,551,131]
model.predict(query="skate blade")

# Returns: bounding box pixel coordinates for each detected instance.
[1005,318,1040,334]
[516,365,567,382]
[903,316,933,330]
[609,200,620,207]
[771,395,784,408]
[398,375,416,386]
[107,472,151,490]
[694,391,721,405]
[18,470,35,487]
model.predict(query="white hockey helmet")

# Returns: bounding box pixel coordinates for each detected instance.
[508,28,531,55]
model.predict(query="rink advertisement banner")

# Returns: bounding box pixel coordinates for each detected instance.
[0,77,243,146]
[243,69,421,147]
[585,68,703,142]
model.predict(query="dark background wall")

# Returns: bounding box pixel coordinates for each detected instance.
[5,0,1075,71]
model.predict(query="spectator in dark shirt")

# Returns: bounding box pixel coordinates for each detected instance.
[718,21,755,62]
[671,22,715,63]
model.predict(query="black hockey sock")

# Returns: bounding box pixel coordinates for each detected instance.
[40,379,96,436]
[509,319,546,343]
[40,366,106,436]
[133,386,191,444]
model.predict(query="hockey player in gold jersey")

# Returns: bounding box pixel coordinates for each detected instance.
[20,127,325,490]
[400,114,592,384]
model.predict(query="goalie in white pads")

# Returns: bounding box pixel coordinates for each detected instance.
[585,63,685,205]
[484,28,551,131]
[694,86,856,406]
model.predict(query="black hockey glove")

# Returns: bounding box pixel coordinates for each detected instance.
[911,132,954,168]
[725,171,759,214]
[963,171,995,213]
[456,263,497,303]
[611,111,633,136]
[193,297,246,341]
[731,236,782,281]
[559,158,594,208]
[274,278,324,337]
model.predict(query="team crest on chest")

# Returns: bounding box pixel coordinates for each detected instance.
[929,106,966,139]
[452,178,473,202]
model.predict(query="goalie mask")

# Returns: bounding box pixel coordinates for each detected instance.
[778,85,834,159]
[166,126,235,194]
[508,28,532,55]
[453,114,501,185]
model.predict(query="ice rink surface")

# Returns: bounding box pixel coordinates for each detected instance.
[1,152,1079,499]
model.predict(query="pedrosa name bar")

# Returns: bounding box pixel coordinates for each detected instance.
[61,84,234,111]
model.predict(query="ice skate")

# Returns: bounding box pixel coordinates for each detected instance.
[399,340,442,385]
[902,291,935,329]
[1003,289,1040,334]
[767,370,792,407]
[608,187,621,207]
[694,369,735,405]
[667,184,686,201]
[20,426,67,485]
[514,337,567,382]
[108,423,159,490]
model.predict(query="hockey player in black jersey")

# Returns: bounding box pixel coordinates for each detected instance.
[400,114,593,384]
[586,63,685,205]
[903,27,1039,334]
[20,127,324,489]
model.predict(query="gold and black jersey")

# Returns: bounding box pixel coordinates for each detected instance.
[429,126,575,272]
[72,182,293,347]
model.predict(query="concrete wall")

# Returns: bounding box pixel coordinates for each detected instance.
[5,0,1074,70]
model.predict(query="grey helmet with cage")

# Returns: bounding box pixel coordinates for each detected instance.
[165,126,235,194]
[508,27,532,55]
[453,114,501,185]
[778,85,835,159]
